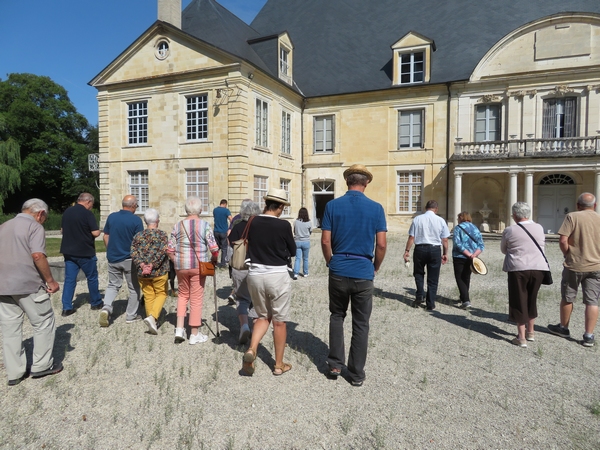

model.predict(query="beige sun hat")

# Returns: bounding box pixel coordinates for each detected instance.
[470,257,488,275]
[263,187,291,206]
[343,164,373,183]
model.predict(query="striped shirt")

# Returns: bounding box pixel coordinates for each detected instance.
[168,219,218,270]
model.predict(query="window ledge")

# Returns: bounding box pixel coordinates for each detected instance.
[279,153,293,160]
[313,151,335,155]
[181,139,212,145]
[253,146,272,154]
[124,144,151,149]
[391,147,427,152]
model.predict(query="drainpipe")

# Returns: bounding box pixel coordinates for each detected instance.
[301,98,306,206]
[445,82,452,222]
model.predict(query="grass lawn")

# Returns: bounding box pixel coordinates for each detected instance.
[45,239,106,258]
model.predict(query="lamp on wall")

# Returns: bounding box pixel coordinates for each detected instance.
[248,73,254,80]
[216,89,222,98]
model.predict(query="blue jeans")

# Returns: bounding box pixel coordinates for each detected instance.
[61,255,103,311]
[413,244,442,309]
[294,241,310,275]
[327,273,373,383]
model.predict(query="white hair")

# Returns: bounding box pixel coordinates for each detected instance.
[143,208,159,225]
[184,196,203,215]
[22,198,49,214]
[512,202,531,220]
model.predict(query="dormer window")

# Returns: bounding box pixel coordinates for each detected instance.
[280,48,290,76]
[391,32,435,86]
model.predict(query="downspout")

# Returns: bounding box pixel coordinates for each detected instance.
[445,82,452,222]
[301,98,306,206]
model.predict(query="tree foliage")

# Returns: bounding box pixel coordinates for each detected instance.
[0,117,21,213]
[0,73,98,212]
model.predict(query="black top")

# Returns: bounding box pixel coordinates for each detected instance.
[228,219,248,245]
[246,215,296,266]
[60,204,99,258]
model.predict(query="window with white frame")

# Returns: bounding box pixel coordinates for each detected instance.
[186,95,208,141]
[475,104,501,142]
[398,109,424,148]
[128,102,148,145]
[399,52,424,84]
[186,169,209,211]
[281,110,291,154]
[542,97,577,138]
[314,115,334,153]
[397,171,422,213]
[254,175,268,205]
[129,171,149,212]
[255,98,269,147]
[280,47,290,76]
[280,178,291,216]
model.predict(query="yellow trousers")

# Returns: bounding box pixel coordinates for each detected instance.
[139,274,168,320]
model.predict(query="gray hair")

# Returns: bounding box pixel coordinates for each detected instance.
[78,193,94,203]
[240,200,261,221]
[512,202,531,220]
[346,173,369,187]
[577,192,596,208]
[143,208,160,225]
[22,198,49,214]
[184,196,203,215]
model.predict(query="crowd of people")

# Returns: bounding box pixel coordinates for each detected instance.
[1,169,598,387]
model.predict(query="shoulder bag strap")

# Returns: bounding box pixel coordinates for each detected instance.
[457,223,478,244]
[241,215,256,243]
[516,222,550,270]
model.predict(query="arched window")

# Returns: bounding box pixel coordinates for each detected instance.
[539,174,574,185]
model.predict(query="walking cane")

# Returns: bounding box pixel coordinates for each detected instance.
[213,270,220,337]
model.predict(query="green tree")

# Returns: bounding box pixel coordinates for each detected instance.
[0,73,91,212]
[0,116,21,213]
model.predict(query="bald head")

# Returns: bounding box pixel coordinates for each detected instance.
[122,195,138,211]
[577,192,596,210]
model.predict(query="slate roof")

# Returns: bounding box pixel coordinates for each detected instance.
[248,0,600,97]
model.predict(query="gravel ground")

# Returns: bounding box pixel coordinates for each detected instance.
[0,233,599,449]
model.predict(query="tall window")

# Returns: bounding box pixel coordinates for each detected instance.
[398,110,424,148]
[186,95,208,141]
[280,178,291,216]
[129,171,149,212]
[280,48,290,76]
[397,171,422,213]
[314,115,334,153]
[281,111,291,154]
[128,102,148,145]
[255,98,269,147]
[399,52,424,84]
[254,175,268,205]
[542,97,577,138]
[475,104,501,142]
[186,169,209,211]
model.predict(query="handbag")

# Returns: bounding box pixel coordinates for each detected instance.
[516,222,553,285]
[456,224,486,275]
[231,216,255,270]
[182,220,215,278]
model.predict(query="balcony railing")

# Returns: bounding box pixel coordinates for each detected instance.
[454,136,600,158]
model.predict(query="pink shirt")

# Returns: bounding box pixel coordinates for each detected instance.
[168,219,218,270]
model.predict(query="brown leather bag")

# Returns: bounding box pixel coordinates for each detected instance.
[182,220,215,278]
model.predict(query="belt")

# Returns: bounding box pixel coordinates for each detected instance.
[415,244,441,247]
[334,253,372,261]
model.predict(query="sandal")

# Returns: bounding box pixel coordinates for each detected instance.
[242,348,256,376]
[272,362,292,376]
[328,367,341,378]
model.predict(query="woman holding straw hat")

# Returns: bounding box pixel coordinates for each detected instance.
[452,211,485,309]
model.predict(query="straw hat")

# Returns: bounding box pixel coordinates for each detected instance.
[263,188,291,206]
[343,164,373,183]
[470,257,488,275]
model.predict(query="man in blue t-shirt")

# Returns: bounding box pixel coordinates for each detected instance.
[213,199,232,268]
[99,195,144,327]
[321,164,387,387]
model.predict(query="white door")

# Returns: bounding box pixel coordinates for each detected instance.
[537,185,576,233]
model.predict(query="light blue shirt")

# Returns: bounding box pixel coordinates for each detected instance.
[408,210,450,245]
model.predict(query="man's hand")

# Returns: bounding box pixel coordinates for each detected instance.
[46,280,60,294]
[441,255,448,265]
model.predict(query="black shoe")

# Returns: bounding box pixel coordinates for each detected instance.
[548,323,570,338]
[7,370,30,386]
[61,309,75,317]
[426,306,436,311]
[351,379,364,387]
[31,362,63,379]
[412,300,423,308]
[90,303,104,311]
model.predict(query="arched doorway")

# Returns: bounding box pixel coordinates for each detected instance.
[537,174,576,233]
[312,180,335,227]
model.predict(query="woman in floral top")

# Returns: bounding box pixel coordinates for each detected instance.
[168,196,219,345]
[131,208,169,335]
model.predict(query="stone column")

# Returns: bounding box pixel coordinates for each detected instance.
[454,172,462,224]
[508,172,518,224]
[524,172,534,210]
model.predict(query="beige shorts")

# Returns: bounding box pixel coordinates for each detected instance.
[561,267,600,306]
[247,271,291,322]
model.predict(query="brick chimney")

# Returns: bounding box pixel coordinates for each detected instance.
[158,0,181,28]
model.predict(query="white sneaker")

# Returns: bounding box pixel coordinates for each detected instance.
[239,324,252,345]
[189,332,209,345]
[174,327,186,343]
[99,309,110,327]
[144,316,158,335]
[303,274,309,278]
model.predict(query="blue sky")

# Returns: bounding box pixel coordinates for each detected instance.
[0,0,267,126]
